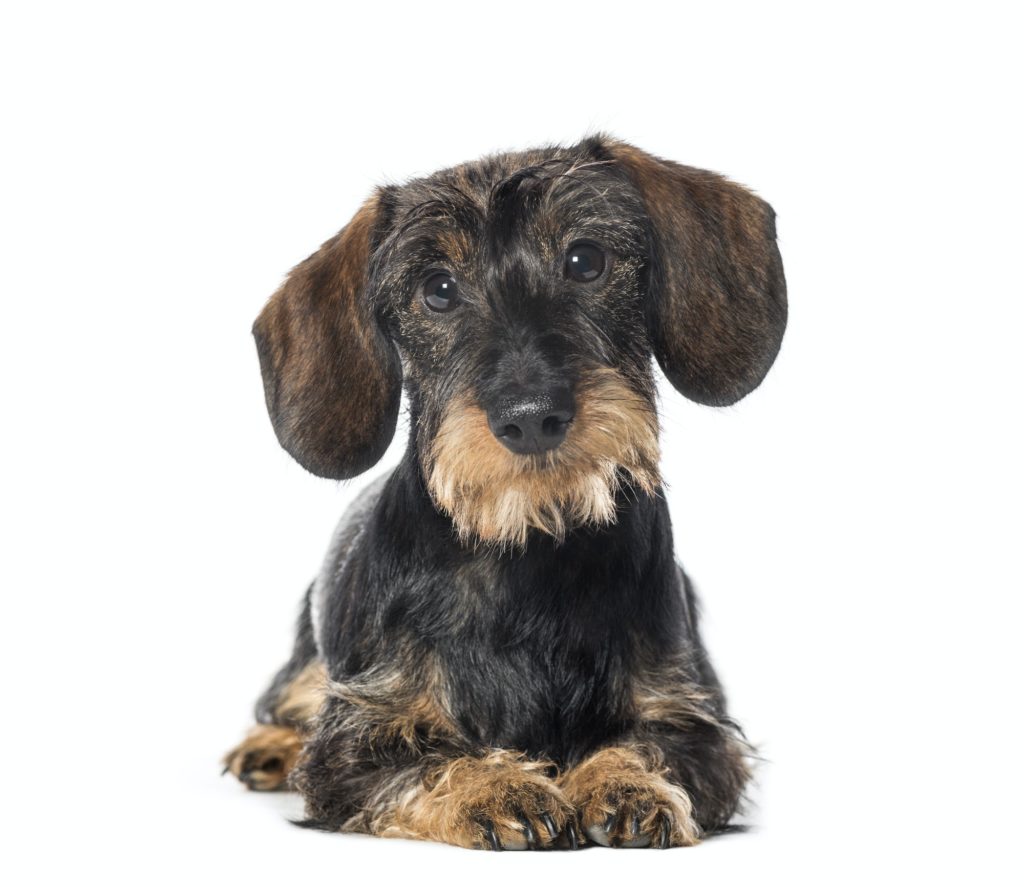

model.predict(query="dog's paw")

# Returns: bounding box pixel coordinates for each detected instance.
[464,781,580,852]
[390,750,580,850]
[222,724,304,791]
[559,746,700,848]
[577,789,694,849]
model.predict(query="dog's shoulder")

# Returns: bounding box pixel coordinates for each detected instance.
[310,471,393,654]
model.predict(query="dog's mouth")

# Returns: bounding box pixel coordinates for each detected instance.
[425,368,660,546]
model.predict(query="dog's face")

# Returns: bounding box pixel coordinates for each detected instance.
[253,135,787,546]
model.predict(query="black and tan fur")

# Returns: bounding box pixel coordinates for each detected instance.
[225,134,786,850]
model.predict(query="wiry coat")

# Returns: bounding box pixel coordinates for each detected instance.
[225,133,786,851]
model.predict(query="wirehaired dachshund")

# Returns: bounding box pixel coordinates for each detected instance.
[224,133,787,851]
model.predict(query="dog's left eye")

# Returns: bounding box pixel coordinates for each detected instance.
[422,272,458,312]
[565,242,606,282]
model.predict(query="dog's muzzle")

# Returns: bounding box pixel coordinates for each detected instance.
[487,387,575,455]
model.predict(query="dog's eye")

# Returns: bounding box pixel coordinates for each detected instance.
[565,242,606,282]
[422,272,458,312]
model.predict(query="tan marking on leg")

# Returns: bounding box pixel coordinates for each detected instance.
[558,745,700,848]
[371,750,577,850]
[630,661,754,826]
[326,654,455,752]
[274,661,328,727]
[631,671,724,729]
[223,724,304,791]
[224,661,326,790]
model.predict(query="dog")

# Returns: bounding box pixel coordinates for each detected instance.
[224,133,787,851]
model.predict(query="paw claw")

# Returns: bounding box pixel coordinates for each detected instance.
[658,814,671,849]
[482,819,502,851]
[566,819,580,850]
[517,814,538,849]
[541,812,558,839]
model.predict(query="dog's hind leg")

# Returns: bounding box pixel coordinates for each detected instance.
[223,585,327,790]
[224,476,391,791]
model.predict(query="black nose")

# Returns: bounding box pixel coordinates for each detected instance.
[488,388,575,455]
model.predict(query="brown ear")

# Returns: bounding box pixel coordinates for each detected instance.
[603,138,787,406]
[252,189,401,479]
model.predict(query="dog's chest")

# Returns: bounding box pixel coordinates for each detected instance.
[429,549,643,763]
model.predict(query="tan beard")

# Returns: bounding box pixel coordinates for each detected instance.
[425,367,661,548]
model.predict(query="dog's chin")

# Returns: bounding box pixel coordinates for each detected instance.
[426,368,661,548]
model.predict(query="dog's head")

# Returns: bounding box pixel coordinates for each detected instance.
[253,135,786,546]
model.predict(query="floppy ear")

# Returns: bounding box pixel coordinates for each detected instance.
[603,138,787,406]
[252,188,401,479]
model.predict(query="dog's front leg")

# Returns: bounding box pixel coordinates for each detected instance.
[558,680,752,848]
[292,691,579,850]
[557,744,701,848]
[374,749,581,850]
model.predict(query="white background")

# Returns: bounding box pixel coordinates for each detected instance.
[3,2,1021,884]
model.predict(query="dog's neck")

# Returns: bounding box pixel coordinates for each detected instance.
[392,439,668,560]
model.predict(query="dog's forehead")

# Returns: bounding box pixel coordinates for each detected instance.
[382,143,645,260]
[421,144,590,199]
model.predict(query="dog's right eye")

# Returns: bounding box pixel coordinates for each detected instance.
[422,272,458,312]
[565,242,606,283]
